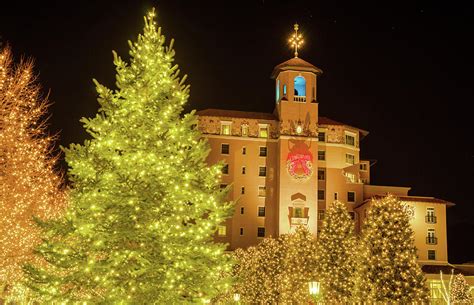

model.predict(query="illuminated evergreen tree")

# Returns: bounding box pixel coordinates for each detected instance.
[0,47,65,299]
[25,9,233,303]
[279,226,318,303]
[356,194,429,303]
[315,200,357,302]
[450,273,473,304]
[231,227,317,304]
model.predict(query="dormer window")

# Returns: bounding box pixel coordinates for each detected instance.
[220,121,231,135]
[258,124,269,138]
[294,76,306,102]
[241,124,249,137]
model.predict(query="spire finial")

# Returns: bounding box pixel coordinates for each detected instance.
[289,23,304,58]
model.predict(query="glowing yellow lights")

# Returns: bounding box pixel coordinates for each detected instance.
[0,47,66,300]
[288,23,304,58]
[22,8,233,304]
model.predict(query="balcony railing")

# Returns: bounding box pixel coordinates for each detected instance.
[291,217,309,225]
[294,96,306,102]
[426,237,438,245]
[425,215,437,224]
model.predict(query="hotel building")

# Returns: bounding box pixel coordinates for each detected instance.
[196,26,473,301]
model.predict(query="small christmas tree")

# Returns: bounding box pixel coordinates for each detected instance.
[0,47,65,299]
[450,273,473,304]
[316,200,357,302]
[356,194,429,302]
[279,226,318,303]
[231,226,318,304]
[25,9,233,303]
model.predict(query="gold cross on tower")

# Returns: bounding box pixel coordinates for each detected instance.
[289,23,304,58]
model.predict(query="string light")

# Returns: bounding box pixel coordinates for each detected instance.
[0,47,66,300]
[315,200,357,302]
[224,226,317,304]
[356,194,429,302]
[24,8,233,303]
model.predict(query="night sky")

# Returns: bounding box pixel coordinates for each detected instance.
[1,1,473,262]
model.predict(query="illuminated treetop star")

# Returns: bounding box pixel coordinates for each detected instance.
[289,23,304,58]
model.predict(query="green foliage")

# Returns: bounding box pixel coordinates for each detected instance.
[25,9,233,304]
[316,200,357,302]
[356,194,429,303]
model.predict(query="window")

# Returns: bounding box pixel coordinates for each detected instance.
[242,166,246,175]
[426,207,436,223]
[276,79,280,102]
[318,190,325,201]
[360,163,368,171]
[294,207,303,218]
[427,229,437,244]
[240,227,244,236]
[349,212,355,220]
[259,146,268,157]
[259,124,269,138]
[222,164,229,175]
[283,84,287,95]
[257,227,265,238]
[334,193,338,200]
[318,132,326,142]
[345,153,355,165]
[318,150,326,161]
[217,225,226,236]
[220,122,231,135]
[221,144,230,155]
[345,172,356,183]
[345,134,355,146]
[428,250,436,260]
[242,147,246,155]
[318,169,325,180]
[241,186,245,194]
[347,192,356,203]
[318,210,325,221]
[258,207,265,217]
[258,186,266,197]
[259,166,267,177]
[240,207,244,215]
[241,124,249,137]
[294,76,306,97]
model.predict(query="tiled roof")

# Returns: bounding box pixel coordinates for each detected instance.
[271,57,323,78]
[196,109,277,121]
[196,109,368,135]
[319,116,346,126]
[363,195,455,206]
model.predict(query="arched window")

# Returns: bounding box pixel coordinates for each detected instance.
[294,76,306,97]
[276,79,280,102]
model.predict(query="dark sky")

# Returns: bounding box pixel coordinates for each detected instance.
[1,1,473,262]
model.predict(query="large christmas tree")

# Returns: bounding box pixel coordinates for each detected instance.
[356,194,429,302]
[315,200,357,302]
[25,9,233,303]
[0,47,65,298]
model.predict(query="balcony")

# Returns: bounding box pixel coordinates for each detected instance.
[294,96,306,102]
[291,217,309,226]
[426,237,438,245]
[425,215,437,224]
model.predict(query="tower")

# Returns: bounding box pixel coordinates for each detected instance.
[272,24,323,235]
